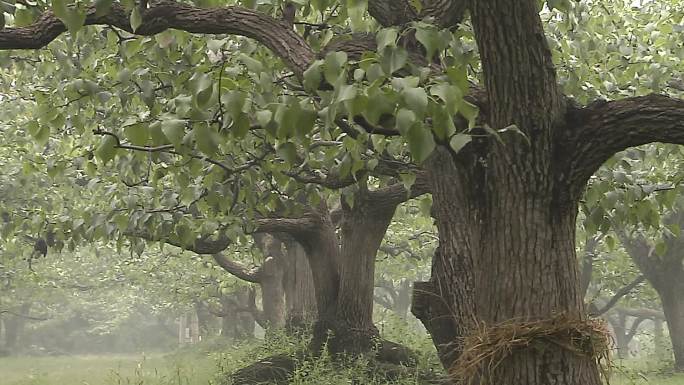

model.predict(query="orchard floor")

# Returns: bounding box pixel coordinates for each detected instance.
[0,353,216,385]
[0,352,682,385]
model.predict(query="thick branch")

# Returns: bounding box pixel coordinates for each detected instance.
[367,0,416,27]
[568,94,684,189]
[0,1,314,76]
[253,216,319,236]
[127,228,232,254]
[211,253,263,283]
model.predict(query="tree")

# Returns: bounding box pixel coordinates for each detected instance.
[582,143,684,369]
[1,1,684,384]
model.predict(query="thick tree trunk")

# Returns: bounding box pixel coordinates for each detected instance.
[327,192,396,354]
[416,143,604,385]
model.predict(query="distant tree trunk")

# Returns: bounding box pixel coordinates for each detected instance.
[394,279,412,319]
[654,319,667,360]
[253,234,287,329]
[281,238,317,330]
[195,301,212,337]
[216,289,256,340]
[617,223,684,371]
[3,303,31,352]
[606,312,645,359]
[660,287,684,371]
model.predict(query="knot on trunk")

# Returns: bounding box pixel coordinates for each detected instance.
[449,315,612,383]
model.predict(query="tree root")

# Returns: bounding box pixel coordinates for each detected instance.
[230,340,445,384]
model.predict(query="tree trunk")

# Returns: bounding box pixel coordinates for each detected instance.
[325,192,396,354]
[282,238,317,331]
[254,233,287,329]
[394,280,411,319]
[2,303,31,352]
[654,319,667,360]
[416,146,604,384]
[607,313,630,359]
[660,288,684,371]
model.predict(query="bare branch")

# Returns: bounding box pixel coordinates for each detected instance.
[590,275,646,316]
[211,253,263,283]
[0,309,50,321]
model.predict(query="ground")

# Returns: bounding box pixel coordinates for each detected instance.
[0,353,216,385]
[0,349,683,385]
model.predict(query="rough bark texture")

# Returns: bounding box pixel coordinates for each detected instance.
[3,0,684,382]
[281,238,317,330]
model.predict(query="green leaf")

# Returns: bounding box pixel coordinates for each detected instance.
[376,28,398,51]
[399,172,416,191]
[130,6,142,32]
[161,119,186,146]
[324,51,347,84]
[449,133,471,153]
[415,24,439,59]
[337,84,357,103]
[380,46,408,75]
[94,135,118,163]
[303,60,323,92]
[256,110,273,127]
[194,123,220,157]
[124,123,149,146]
[52,0,87,33]
[396,108,416,135]
[406,123,435,164]
[277,142,298,165]
[402,87,428,116]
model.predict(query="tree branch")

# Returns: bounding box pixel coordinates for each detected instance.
[0,309,50,321]
[614,306,665,320]
[626,316,647,341]
[211,253,263,283]
[590,275,646,316]
[567,94,684,190]
[0,1,315,76]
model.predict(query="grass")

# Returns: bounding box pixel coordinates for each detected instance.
[0,352,217,385]
[2,335,684,385]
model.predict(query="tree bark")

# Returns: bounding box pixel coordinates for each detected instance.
[660,288,684,371]
[254,234,287,329]
[281,238,317,331]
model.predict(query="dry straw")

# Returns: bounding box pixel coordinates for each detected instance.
[448,314,612,384]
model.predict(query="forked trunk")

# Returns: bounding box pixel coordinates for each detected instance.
[413,147,604,385]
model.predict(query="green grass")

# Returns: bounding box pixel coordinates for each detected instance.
[2,341,684,385]
[0,352,217,385]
